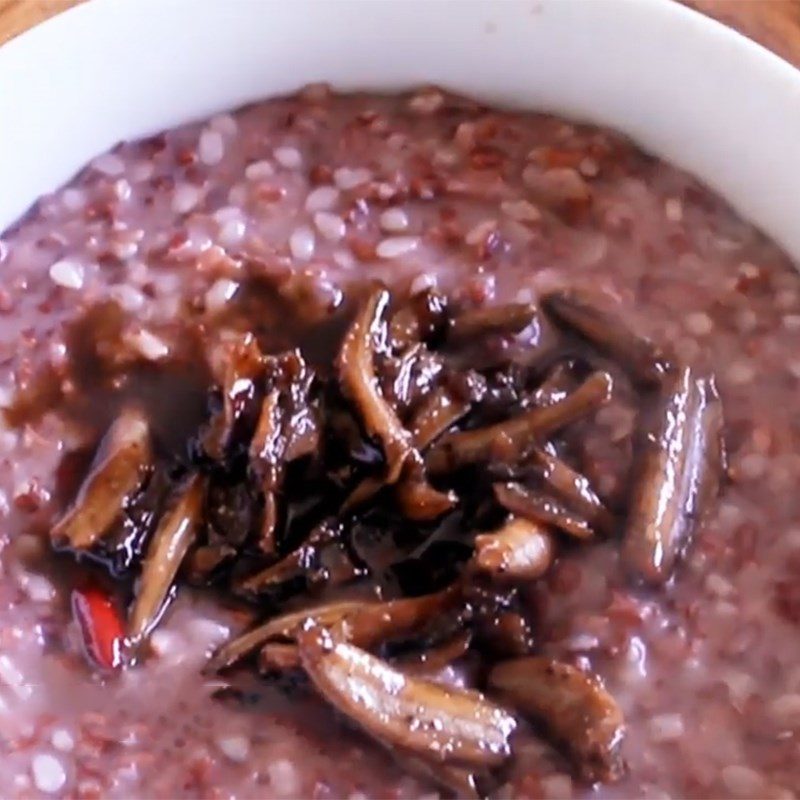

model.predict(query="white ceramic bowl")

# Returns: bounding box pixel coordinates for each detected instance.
[0,0,799,260]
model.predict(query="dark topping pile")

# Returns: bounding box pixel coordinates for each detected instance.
[48,284,725,796]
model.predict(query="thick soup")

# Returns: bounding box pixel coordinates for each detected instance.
[0,87,798,799]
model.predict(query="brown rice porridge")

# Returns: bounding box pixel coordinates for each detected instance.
[0,85,798,799]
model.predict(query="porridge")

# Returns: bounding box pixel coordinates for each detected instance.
[0,85,797,799]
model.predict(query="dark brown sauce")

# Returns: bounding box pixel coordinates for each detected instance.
[31,280,369,593]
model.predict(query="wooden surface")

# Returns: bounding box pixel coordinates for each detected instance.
[0,1,799,64]
[687,0,800,65]
[0,0,81,44]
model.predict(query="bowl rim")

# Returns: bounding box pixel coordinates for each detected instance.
[0,0,799,259]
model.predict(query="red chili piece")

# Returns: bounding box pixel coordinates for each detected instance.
[71,585,125,671]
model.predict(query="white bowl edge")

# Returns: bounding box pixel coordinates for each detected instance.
[0,0,798,261]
